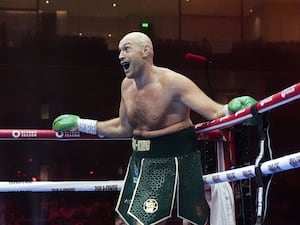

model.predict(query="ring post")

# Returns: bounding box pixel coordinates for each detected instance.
[251,104,273,225]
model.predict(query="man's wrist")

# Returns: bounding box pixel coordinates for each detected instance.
[77,119,98,135]
[223,104,231,116]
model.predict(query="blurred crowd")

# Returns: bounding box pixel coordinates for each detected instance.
[0,193,117,225]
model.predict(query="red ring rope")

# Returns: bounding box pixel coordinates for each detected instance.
[195,82,300,132]
[0,82,298,141]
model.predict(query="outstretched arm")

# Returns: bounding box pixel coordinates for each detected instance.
[52,97,133,138]
[173,73,225,120]
[172,72,256,120]
[95,98,133,137]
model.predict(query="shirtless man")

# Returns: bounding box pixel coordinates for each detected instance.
[52,32,256,225]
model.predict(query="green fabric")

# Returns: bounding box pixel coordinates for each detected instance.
[177,152,209,224]
[132,126,198,158]
[128,157,177,224]
[115,127,209,225]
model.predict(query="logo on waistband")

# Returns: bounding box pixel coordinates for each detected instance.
[143,199,158,213]
[132,139,151,151]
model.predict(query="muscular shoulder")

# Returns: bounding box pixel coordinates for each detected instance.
[121,77,133,92]
[155,67,179,82]
[157,67,195,92]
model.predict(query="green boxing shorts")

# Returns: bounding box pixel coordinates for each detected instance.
[116,127,209,225]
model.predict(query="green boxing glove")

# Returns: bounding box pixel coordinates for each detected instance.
[226,96,257,126]
[228,96,257,113]
[52,114,80,132]
[52,114,98,135]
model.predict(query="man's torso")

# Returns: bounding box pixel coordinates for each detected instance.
[122,68,192,136]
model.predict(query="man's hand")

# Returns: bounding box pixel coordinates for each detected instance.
[228,96,257,113]
[227,96,257,126]
[52,114,80,132]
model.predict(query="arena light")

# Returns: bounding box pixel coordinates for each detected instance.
[141,22,150,28]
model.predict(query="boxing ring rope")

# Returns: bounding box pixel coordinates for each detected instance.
[0,82,299,141]
[195,82,300,132]
[0,82,298,225]
[0,180,123,192]
[0,82,297,191]
[0,150,298,192]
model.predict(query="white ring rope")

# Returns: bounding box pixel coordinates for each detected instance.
[0,83,297,192]
[0,151,298,192]
[203,151,300,185]
[0,180,124,192]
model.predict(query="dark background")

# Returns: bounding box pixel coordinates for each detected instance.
[0,38,298,224]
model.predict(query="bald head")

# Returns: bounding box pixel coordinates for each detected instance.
[119,32,154,58]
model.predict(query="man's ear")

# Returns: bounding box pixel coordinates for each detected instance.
[142,45,150,57]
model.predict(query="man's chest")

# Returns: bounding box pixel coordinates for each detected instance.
[124,88,173,128]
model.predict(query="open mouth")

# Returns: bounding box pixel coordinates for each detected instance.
[121,61,130,70]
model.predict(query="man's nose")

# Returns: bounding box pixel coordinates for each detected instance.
[119,51,124,60]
